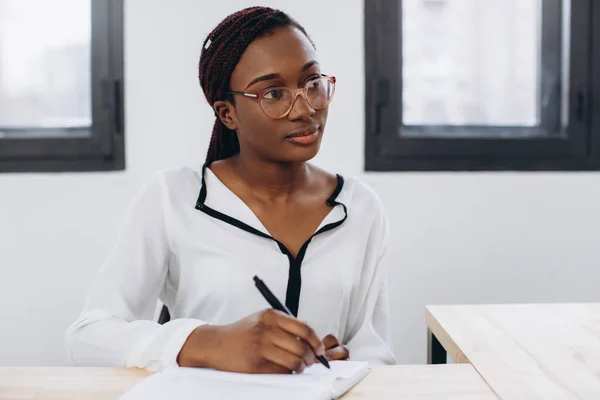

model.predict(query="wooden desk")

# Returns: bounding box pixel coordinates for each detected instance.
[341,365,497,399]
[0,364,497,400]
[426,303,600,400]
[0,368,151,400]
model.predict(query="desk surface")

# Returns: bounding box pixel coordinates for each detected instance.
[0,364,497,400]
[426,303,600,400]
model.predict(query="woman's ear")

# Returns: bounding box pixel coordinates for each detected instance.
[213,100,238,131]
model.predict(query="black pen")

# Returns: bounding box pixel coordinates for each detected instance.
[253,275,331,369]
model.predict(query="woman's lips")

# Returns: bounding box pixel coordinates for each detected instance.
[286,127,320,145]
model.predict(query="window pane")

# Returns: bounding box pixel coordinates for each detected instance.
[0,0,91,138]
[401,0,569,137]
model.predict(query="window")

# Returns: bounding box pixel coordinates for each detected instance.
[0,0,124,172]
[365,0,600,171]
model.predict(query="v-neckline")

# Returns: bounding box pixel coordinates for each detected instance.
[202,166,346,240]
[194,163,349,316]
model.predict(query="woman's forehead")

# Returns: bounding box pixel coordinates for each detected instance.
[230,27,318,88]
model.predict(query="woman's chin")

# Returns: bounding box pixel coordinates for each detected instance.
[280,145,321,163]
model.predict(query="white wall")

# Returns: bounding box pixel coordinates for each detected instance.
[2,0,600,366]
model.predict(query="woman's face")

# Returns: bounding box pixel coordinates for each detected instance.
[220,27,330,164]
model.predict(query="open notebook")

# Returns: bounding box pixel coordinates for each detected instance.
[119,361,370,400]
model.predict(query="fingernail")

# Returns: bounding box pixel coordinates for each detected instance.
[317,344,325,356]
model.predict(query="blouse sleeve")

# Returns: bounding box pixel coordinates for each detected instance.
[64,175,205,371]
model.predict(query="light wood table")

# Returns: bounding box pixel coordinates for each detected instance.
[0,364,498,400]
[426,303,600,400]
[0,368,151,400]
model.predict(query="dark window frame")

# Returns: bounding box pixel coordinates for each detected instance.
[365,0,600,171]
[0,0,124,173]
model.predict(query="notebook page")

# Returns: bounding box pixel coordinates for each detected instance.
[162,360,368,386]
[305,361,371,398]
[119,361,370,400]
[119,373,329,400]
[304,361,370,379]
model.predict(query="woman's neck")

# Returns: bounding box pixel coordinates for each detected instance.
[231,154,310,198]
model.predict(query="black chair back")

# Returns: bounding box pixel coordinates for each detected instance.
[158,305,171,324]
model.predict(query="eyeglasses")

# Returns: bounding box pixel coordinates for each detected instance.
[228,75,336,119]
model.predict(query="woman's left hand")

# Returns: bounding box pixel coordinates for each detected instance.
[322,334,350,361]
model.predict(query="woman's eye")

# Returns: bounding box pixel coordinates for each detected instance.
[263,89,284,100]
[305,76,320,86]
[306,79,321,91]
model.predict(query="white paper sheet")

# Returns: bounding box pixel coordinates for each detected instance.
[119,361,370,400]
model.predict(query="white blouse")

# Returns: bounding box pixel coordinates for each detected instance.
[65,165,396,371]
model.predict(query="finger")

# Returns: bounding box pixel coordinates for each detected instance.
[302,346,315,366]
[260,344,307,374]
[255,359,290,375]
[267,327,314,364]
[272,314,324,356]
[322,334,341,350]
[325,345,350,361]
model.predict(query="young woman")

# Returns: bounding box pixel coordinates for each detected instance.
[66,6,396,374]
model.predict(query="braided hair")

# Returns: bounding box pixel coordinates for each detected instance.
[199,7,314,164]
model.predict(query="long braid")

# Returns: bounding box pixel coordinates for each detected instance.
[198,7,313,164]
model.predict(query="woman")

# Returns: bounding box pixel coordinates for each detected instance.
[65,6,396,374]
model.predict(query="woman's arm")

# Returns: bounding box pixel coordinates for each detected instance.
[64,175,205,371]
[343,192,396,365]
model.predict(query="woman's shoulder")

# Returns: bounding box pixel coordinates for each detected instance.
[147,165,204,193]
[310,165,381,204]
[311,164,386,219]
[130,165,204,212]
[338,174,385,212]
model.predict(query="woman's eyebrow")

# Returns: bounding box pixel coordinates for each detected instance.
[301,60,319,72]
[244,73,281,90]
[244,60,320,90]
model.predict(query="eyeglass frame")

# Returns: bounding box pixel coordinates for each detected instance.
[226,74,336,120]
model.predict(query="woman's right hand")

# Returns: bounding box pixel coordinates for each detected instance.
[177,309,325,374]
